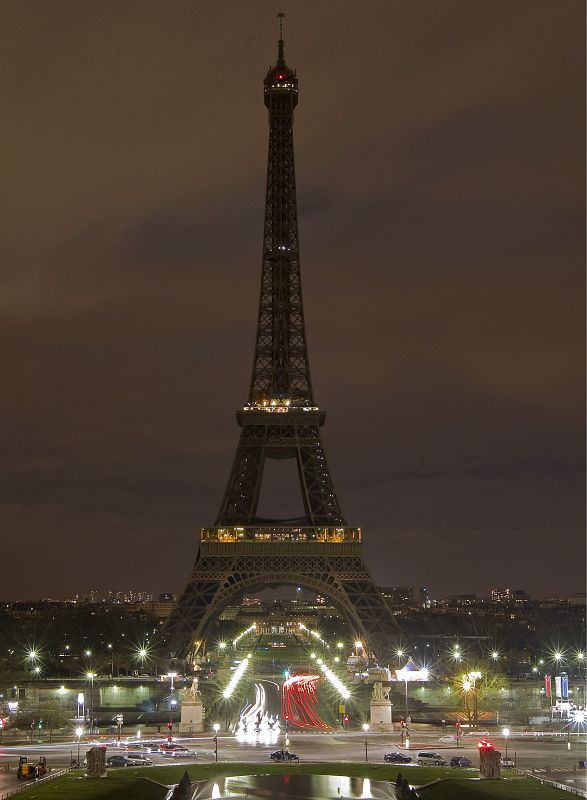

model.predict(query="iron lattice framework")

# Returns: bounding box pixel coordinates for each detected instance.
[161,30,397,660]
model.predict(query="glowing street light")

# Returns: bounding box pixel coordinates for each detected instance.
[86,672,96,733]
[75,726,83,766]
[490,650,500,661]
[362,723,369,762]
[502,727,510,761]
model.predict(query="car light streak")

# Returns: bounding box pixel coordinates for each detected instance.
[282,674,329,729]
[222,655,250,698]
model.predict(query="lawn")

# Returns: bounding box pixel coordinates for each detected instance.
[21,762,569,799]
[418,776,568,799]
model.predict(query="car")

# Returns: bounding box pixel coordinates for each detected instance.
[125,754,152,765]
[501,757,515,768]
[269,750,299,762]
[106,755,132,767]
[384,752,412,763]
[439,736,456,743]
[416,752,447,766]
[450,757,472,767]
[465,730,490,737]
[160,745,196,758]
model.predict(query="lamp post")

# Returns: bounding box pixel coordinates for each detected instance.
[167,673,177,738]
[107,644,113,678]
[213,723,220,762]
[362,723,369,762]
[75,726,83,766]
[469,671,481,728]
[502,727,510,761]
[86,672,95,734]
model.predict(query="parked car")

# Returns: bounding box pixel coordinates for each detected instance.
[438,736,456,743]
[501,757,515,768]
[384,752,412,763]
[450,757,472,767]
[106,755,132,767]
[465,730,490,737]
[270,750,299,762]
[416,752,447,766]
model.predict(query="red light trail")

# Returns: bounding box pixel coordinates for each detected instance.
[282,674,330,730]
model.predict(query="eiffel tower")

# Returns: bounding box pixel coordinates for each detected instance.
[162,20,397,660]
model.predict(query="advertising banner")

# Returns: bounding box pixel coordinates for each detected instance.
[555,676,562,698]
[544,675,551,698]
[560,673,569,699]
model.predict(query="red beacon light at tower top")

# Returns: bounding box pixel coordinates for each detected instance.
[275,72,286,81]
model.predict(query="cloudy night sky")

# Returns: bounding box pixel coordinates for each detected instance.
[1,1,584,601]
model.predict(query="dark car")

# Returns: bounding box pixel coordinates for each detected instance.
[384,752,412,763]
[106,755,132,767]
[270,750,299,762]
[450,756,472,767]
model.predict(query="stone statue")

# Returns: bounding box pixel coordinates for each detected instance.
[182,678,201,702]
[371,682,390,701]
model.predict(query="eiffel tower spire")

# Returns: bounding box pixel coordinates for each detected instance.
[249,15,310,407]
[276,11,286,69]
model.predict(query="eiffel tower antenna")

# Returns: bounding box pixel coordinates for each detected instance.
[277,12,285,67]
[161,23,399,664]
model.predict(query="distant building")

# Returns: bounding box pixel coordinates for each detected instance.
[381,586,430,609]
[492,588,530,603]
[440,594,478,608]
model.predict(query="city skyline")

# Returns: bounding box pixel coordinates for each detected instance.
[1,2,585,600]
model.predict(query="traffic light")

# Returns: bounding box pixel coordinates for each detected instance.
[167,722,173,730]
[343,714,349,723]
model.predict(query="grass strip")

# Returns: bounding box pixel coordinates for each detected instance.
[16,761,571,799]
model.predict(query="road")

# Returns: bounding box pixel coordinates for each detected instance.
[0,729,584,796]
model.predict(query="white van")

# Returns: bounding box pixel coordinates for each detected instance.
[416,751,447,766]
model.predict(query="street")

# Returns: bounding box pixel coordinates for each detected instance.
[0,728,584,796]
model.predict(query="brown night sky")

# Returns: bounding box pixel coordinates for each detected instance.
[1,1,585,600]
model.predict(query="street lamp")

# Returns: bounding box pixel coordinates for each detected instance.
[107,644,113,677]
[167,673,177,737]
[502,727,510,761]
[75,726,83,766]
[362,723,369,762]
[86,672,96,734]
[213,723,220,762]
[462,672,481,728]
